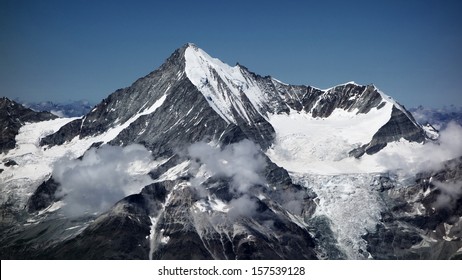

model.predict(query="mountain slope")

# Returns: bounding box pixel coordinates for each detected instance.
[40,45,275,156]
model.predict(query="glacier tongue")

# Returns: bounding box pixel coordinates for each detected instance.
[293,173,384,259]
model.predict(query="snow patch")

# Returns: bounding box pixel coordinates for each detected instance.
[194,196,229,214]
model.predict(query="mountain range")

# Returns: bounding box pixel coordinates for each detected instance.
[409,105,462,129]
[19,100,94,118]
[0,43,460,259]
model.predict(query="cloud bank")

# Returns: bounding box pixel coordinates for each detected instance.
[433,180,462,210]
[187,140,268,219]
[377,121,462,174]
[53,144,155,217]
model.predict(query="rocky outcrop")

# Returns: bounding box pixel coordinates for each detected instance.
[27,178,61,213]
[350,106,427,157]
[40,118,83,146]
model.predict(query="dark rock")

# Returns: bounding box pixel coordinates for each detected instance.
[364,106,426,155]
[40,118,82,147]
[27,178,61,213]
[4,160,17,167]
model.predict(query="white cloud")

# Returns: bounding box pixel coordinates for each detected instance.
[53,144,155,217]
[433,180,462,210]
[188,139,267,193]
[377,121,462,174]
[187,140,268,219]
[227,195,258,221]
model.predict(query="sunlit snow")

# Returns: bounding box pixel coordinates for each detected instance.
[184,45,267,124]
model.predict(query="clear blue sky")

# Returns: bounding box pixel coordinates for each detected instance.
[1,0,461,108]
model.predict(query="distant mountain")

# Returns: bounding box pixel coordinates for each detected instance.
[409,105,462,129]
[0,44,460,260]
[20,100,94,118]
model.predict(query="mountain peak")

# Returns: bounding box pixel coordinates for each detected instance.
[184,42,198,50]
[183,44,251,124]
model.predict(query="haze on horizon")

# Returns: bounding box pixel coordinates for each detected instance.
[1,0,461,108]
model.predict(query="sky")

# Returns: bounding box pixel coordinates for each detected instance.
[1,0,461,108]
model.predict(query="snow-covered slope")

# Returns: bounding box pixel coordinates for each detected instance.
[184,44,268,124]
[0,118,76,212]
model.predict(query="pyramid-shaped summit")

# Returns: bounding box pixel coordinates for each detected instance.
[42,43,426,158]
[41,43,276,155]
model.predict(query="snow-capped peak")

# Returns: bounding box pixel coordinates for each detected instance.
[184,45,267,124]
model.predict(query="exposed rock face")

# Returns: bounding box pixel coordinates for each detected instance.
[20,165,319,260]
[0,98,57,154]
[40,119,83,147]
[350,106,426,157]
[27,178,61,213]
[367,106,426,152]
[43,182,167,259]
[364,157,462,259]
[262,81,384,117]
